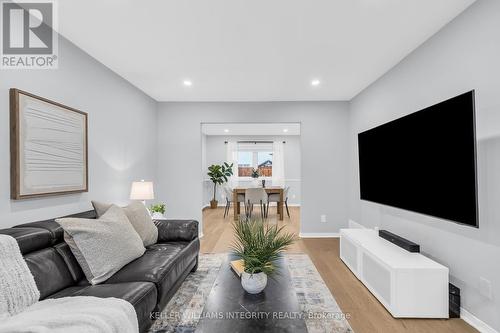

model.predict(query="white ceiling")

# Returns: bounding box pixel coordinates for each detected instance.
[201,123,301,136]
[57,0,475,102]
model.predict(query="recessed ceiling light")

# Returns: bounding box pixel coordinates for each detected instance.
[283,128,289,133]
[224,129,229,133]
[183,80,192,86]
[311,79,321,86]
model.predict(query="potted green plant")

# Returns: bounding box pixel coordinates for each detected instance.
[231,217,296,294]
[251,168,260,187]
[207,162,234,209]
[149,203,166,219]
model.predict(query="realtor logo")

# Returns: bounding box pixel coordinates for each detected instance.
[1,0,58,69]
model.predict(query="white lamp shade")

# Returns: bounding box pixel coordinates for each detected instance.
[130,181,154,200]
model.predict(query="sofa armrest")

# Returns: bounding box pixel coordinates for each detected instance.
[154,219,199,242]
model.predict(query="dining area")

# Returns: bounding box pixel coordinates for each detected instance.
[201,123,301,225]
[222,185,291,221]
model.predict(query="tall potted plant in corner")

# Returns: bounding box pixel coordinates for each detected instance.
[231,217,296,294]
[207,162,234,209]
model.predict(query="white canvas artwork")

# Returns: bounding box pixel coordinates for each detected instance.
[12,91,88,198]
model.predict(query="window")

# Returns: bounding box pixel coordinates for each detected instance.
[237,151,253,177]
[237,145,273,177]
[257,151,273,177]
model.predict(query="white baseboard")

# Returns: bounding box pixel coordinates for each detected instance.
[460,307,498,333]
[299,232,339,238]
[201,204,225,210]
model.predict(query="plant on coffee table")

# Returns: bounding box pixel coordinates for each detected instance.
[231,217,296,294]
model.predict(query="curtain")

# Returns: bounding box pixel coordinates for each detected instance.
[225,141,238,187]
[272,141,285,187]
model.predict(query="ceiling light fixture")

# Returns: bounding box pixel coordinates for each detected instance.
[283,128,289,133]
[311,79,321,86]
[183,80,192,86]
[224,129,229,133]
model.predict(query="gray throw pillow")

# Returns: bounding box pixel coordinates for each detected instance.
[91,201,158,246]
[56,205,146,285]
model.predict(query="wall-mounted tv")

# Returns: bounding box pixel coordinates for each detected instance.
[358,91,478,227]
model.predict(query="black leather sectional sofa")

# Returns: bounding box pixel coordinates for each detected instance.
[0,210,200,333]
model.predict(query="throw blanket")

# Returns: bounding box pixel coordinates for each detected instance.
[0,234,39,318]
[0,296,138,333]
[0,234,138,333]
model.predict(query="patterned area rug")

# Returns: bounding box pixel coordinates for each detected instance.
[149,253,353,333]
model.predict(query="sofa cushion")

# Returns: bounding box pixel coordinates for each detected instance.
[14,210,97,244]
[105,240,199,309]
[53,243,85,283]
[0,227,52,254]
[56,205,146,285]
[24,248,75,299]
[49,282,157,333]
[155,220,198,242]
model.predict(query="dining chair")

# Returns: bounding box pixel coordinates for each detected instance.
[223,185,245,218]
[267,186,291,219]
[244,188,268,220]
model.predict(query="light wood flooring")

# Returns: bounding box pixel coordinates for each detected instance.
[200,206,477,333]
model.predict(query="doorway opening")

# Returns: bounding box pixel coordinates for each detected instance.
[200,123,301,252]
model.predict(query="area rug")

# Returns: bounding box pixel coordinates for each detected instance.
[149,253,353,333]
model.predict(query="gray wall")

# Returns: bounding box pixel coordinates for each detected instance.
[349,0,500,329]
[202,135,301,206]
[0,36,158,228]
[156,102,350,236]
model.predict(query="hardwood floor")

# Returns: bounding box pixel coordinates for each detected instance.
[200,206,478,333]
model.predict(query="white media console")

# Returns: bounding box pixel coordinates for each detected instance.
[340,229,449,318]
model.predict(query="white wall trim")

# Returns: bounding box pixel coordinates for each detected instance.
[266,202,300,207]
[460,307,498,333]
[299,232,339,238]
[202,178,302,182]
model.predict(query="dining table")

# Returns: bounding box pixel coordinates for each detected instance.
[232,186,285,221]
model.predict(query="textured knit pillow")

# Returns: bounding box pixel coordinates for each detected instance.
[92,201,158,246]
[56,205,146,285]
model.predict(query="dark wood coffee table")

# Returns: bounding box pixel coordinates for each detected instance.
[195,256,307,333]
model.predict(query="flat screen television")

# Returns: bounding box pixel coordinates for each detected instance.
[358,91,478,227]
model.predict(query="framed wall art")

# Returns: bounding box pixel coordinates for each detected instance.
[10,88,88,199]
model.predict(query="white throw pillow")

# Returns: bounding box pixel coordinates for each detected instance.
[56,205,146,285]
[91,201,158,246]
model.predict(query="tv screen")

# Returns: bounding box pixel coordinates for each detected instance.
[358,91,478,227]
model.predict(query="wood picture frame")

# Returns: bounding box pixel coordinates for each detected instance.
[10,88,88,199]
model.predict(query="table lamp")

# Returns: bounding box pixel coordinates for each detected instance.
[130,180,154,205]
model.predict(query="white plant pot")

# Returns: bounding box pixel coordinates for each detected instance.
[151,212,164,219]
[241,271,267,294]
